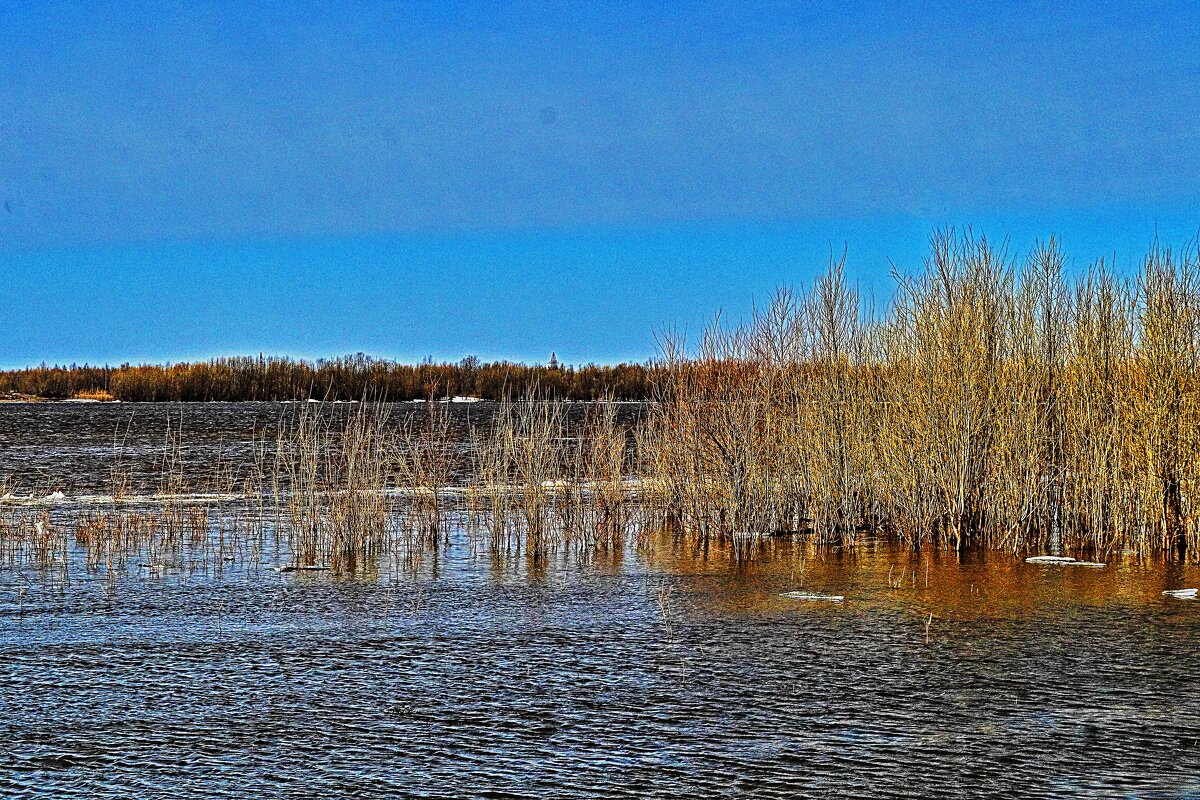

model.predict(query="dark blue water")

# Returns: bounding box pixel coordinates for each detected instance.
[3,537,1199,799]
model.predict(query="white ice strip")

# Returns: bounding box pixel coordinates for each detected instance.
[780,591,845,602]
[0,479,649,507]
[1,491,249,507]
[1163,588,1198,600]
[1026,555,1106,567]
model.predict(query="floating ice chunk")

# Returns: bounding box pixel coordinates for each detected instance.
[449,396,483,403]
[1163,588,1198,600]
[1026,555,1105,567]
[42,491,66,503]
[780,591,845,602]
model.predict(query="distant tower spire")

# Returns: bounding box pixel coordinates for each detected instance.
[548,352,560,369]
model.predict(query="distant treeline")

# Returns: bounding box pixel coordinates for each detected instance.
[0,354,654,402]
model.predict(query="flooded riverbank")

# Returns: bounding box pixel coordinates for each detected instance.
[2,403,1199,798]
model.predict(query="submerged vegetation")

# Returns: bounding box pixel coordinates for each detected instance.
[0,397,641,575]
[4,230,1200,565]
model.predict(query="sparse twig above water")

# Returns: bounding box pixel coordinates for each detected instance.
[655,578,672,625]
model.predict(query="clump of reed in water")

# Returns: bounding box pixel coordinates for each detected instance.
[0,397,643,575]
[0,510,66,568]
[274,400,395,571]
[640,229,1200,560]
[467,392,569,557]
[465,391,639,556]
[572,396,636,549]
[391,400,458,546]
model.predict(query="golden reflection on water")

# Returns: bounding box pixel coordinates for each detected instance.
[634,532,1200,622]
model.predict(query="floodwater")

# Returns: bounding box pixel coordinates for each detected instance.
[0,400,645,495]
[2,403,1199,799]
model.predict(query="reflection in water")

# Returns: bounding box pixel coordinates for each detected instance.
[642,533,1200,622]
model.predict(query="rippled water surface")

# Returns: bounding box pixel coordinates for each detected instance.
[2,403,1200,798]
[0,401,503,495]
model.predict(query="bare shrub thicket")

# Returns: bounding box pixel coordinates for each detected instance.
[641,230,1200,558]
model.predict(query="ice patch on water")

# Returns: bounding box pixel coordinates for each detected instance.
[2,491,248,507]
[1026,555,1105,567]
[780,591,845,602]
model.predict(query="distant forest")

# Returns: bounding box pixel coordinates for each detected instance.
[0,354,654,402]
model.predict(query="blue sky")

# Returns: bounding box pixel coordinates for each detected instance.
[1,1,1198,367]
